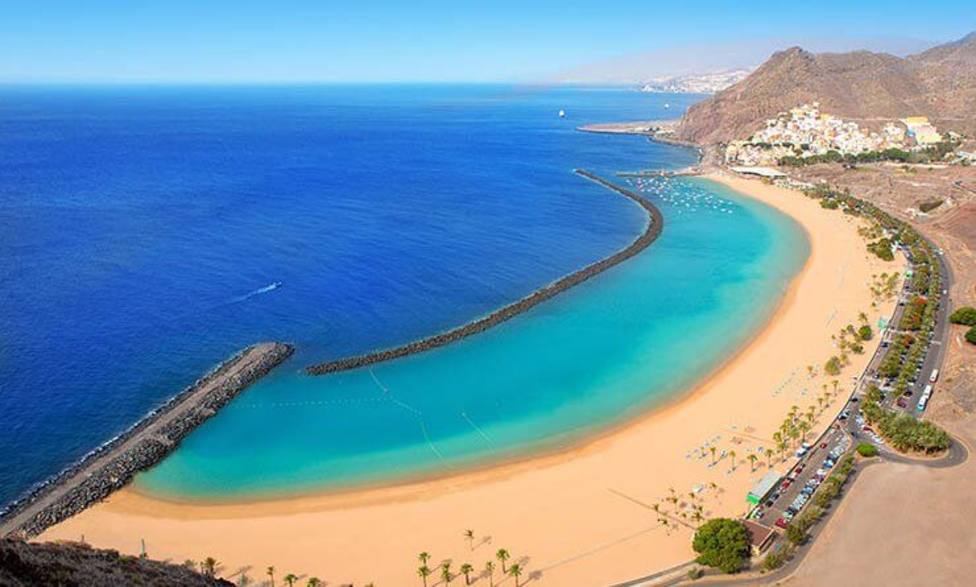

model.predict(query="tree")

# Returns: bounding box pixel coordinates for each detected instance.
[418,552,431,566]
[709,446,717,464]
[692,519,749,573]
[307,579,322,587]
[284,573,298,587]
[508,564,523,587]
[267,566,276,587]
[786,523,807,546]
[418,565,432,587]
[441,562,453,585]
[464,529,475,550]
[238,573,251,587]
[496,549,510,573]
[748,454,758,472]
[729,450,737,470]
[202,557,219,578]
[967,326,976,345]
[460,563,474,585]
[484,561,496,587]
[949,307,976,326]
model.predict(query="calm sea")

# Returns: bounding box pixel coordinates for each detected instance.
[0,85,805,504]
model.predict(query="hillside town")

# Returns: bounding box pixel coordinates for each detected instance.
[724,103,956,166]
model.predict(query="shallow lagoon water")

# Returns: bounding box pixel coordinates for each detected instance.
[138,177,808,500]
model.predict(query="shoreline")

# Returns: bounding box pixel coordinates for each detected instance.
[305,169,663,375]
[1,342,294,538]
[40,174,899,586]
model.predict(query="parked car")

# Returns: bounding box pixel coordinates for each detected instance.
[775,517,789,529]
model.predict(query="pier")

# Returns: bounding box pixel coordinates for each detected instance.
[306,170,663,375]
[0,342,294,539]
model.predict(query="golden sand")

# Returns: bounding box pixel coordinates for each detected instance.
[40,173,902,586]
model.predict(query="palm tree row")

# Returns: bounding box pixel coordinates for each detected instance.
[417,547,524,586]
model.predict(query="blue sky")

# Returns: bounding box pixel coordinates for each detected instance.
[0,0,973,82]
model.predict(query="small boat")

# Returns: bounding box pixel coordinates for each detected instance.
[558,109,566,118]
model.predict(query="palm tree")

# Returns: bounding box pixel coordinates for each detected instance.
[267,566,276,587]
[765,448,774,468]
[202,557,219,578]
[307,579,322,587]
[238,573,251,587]
[441,561,453,585]
[496,549,510,573]
[508,563,523,587]
[464,529,475,550]
[798,421,810,443]
[485,561,496,587]
[709,446,717,464]
[460,563,474,585]
[419,552,431,566]
[418,565,432,587]
[284,573,298,587]
[729,449,737,470]
[748,454,758,472]
[183,560,196,571]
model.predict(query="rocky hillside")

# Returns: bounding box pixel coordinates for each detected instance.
[676,32,976,145]
[0,538,233,587]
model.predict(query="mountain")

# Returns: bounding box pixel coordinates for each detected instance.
[676,32,976,145]
[640,69,752,94]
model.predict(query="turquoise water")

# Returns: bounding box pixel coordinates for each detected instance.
[137,177,808,500]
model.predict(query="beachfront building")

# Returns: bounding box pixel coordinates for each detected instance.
[742,520,777,556]
[725,103,924,165]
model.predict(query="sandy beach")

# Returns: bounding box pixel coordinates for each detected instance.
[40,173,901,586]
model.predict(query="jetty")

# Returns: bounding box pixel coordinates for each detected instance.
[0,342,294,539]
[306,170,663,375]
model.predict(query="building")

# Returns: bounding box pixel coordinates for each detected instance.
[742,520,777,555]
[747,470,782,505]
[902,116,943,146]
[726,103,913,165]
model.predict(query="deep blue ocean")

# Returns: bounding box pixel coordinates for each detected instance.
[0,85,805,504]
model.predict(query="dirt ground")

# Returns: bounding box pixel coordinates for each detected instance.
[784,417,976,587]
[779,163,976,586]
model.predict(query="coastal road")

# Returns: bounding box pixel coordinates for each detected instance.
[0,343,285,538]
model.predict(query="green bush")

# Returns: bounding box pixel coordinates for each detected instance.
[687,567,704,580]
[824,356,842,376]
[858,324,873,341]
[966,326,976,345]
[867,238,895,261]
[762,549,788,571]
[856,442,878,457]
[950,307,976,326]
[692,519,750,574]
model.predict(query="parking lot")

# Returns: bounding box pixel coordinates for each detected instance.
[752,427,851,529]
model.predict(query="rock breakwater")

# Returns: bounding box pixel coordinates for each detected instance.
[306,169,663,375]
[0,342,294,538]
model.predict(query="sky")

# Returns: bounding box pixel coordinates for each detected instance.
[0,0,973,83]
